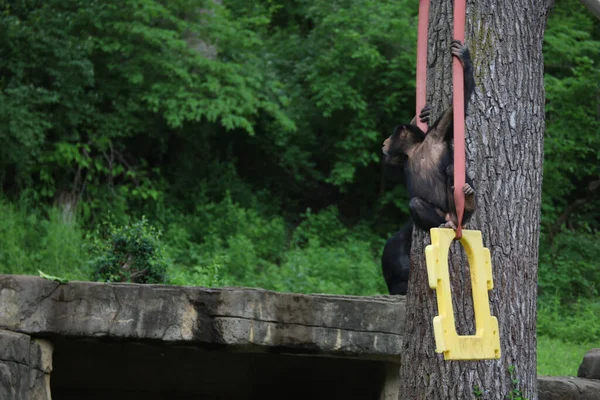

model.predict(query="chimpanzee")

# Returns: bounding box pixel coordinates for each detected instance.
[381,40,477,232]
[381,222,412,295]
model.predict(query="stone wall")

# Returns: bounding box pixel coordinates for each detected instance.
[0,330,52,400]
[0,275,404,399]
[1,275,599,399]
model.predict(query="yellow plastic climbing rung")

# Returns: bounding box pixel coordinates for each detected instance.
[425,228,501,360]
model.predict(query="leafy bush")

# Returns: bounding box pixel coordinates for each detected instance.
[254,206,387,295]
[153,199,387,295]
[0,198,87,279]
[88,217,168,284]
[538,296,600,343]
[292,207,350,248]
[168,255,228,288]
[272,239,386,295]
[539,230,600,302]
[172,193,288,281]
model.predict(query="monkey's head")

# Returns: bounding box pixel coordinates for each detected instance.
[382,125,425,164]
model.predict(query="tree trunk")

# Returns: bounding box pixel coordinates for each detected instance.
[398,1,554,399]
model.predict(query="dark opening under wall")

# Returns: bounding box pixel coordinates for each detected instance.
[50,338,393,400]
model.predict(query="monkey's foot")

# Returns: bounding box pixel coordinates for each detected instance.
[439,221,458,230]
[441,213,458,230]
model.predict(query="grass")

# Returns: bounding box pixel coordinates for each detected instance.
[537,335,599,376]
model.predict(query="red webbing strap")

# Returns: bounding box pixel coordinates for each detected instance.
[453,0,467,239]
[415,0,430,132]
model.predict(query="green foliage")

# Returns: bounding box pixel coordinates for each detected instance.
[535,0,600,350]
[0,0,293,219]
[292,207,350,248]
[538,297,600,343]
[506,365,527,400]
[472,384,483,398]
[88,217,168,284]
[168,256,228,288]
[0,198,88,279]
[542,0,600,231]
[182,193,288,278]
[537,335,600,376]
[271,235,385,295]
[161,198,386,295]
[506,366,527,400]
[539,230,600,302]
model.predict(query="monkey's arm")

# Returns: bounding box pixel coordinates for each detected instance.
[430,40,475,142]
[457,41,475,114]
[429,106,454,140]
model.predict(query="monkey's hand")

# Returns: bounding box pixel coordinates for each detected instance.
[451,40,471,66]
[419,104,431,124]
[463,183,475,196]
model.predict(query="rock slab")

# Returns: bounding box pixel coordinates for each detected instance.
[538,376,600,400]
[0,275,405,361]
[0,330,53,400]
[579,348,600,380]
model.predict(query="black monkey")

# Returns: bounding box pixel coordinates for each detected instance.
[381,222,412,295]
[382,40,477,232]
[380,173,477,296]
[380,175,476,296]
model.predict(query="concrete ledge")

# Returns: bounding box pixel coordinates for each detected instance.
[0,275,404,362]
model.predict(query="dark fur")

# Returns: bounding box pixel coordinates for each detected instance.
[382,40,477,231]
[381,222,412,295]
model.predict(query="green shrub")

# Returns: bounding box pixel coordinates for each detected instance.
[39,208,88,278]
[178,193,288,279]
[270,239,387,295]
[168,255,228,288]
[539,230,600,303]
[0,198,87,279]
[292,206,349,248]
[88,217,168,284]
[249,206,387,295]
[538,296,600,343]
[0,198,35,275]
[153,200,387,295]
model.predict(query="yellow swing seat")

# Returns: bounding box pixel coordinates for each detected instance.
[425,228,501,360]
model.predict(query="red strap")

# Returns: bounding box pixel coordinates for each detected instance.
[415,0,430,132]
[453,0,467,239]
[416,0,467,238]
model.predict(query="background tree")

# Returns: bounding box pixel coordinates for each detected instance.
[399,1,555,399]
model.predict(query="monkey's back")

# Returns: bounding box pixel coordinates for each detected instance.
[405,138,452,211]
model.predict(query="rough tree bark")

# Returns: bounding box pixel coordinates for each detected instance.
[398,1,555,399]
